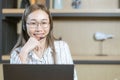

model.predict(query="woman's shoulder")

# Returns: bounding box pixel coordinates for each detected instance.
[54,40,69,48]
[54,40,67,45]
[11,47,22,54]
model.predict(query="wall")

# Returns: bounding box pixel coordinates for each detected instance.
[53,18,120,56]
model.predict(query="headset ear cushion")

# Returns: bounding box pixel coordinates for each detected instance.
[22,12,26,31]
[22,18,25,31]
[22,5,29,31]
[22,24,25,30]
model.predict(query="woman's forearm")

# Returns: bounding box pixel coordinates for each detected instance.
[19,47,29,64]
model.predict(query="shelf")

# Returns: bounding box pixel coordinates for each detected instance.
[2,55,10,61]
[50,9,120,13]
[2,9,120,18]
[3,55,120,61]
[2,9,24,18]
[3,9,24,14]
[73,56,120,61]
[73,56,120,64]
[50,9,120,17]
[2,55,120,64]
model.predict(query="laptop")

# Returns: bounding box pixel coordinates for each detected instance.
[2,64,74,80]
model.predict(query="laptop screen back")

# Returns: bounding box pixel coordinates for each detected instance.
[3,64,74,80]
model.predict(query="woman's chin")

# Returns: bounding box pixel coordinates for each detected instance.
[35,37,45,41]
[36,38,40,41]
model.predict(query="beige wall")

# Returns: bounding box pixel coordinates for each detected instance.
[53,18,120,56]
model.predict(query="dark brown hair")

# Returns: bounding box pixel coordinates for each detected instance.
[12,4,60,64]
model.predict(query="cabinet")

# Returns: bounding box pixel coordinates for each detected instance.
[1,0,120,63]
[0,1,2,61]
[0,0,19,63]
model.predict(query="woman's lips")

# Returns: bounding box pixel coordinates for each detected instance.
[33,33,44,40]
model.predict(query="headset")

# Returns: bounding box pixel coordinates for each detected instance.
[21,6,30,41]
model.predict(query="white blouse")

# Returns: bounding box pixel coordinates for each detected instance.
[10,41,78,80]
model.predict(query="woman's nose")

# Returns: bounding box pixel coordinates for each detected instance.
[35,28,44,33]
[36,24,44,30]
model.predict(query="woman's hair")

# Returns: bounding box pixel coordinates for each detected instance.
[12,4,60,64]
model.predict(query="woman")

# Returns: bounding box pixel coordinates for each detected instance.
[10,4,77,80]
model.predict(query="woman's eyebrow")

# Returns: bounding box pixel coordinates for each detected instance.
[41,19,49,21]
[29,19,37,21]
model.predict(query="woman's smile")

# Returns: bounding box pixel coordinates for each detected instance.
[33,33,45,40]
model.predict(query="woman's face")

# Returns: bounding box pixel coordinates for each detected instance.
[26,10,50,41]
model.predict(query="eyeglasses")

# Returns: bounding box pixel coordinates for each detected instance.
[26,21,49,28]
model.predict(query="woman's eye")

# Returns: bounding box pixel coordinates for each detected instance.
[31,22,36,24]
[30,22,37,25]
[42,22,47,24]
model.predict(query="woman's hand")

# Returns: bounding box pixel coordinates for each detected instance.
[19,37,42,63]
[23,37,41,53]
